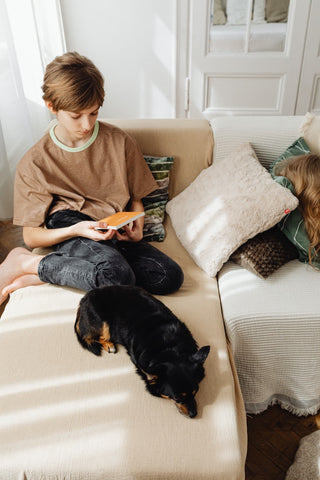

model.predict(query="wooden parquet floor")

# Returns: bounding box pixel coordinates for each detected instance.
[246,405,320,479]
[1,220,319,479]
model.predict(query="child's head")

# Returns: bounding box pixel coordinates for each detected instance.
[42,52,105,112]
[280,153,320,206]
[280,153,320,262]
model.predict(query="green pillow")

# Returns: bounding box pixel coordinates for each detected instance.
[270,137,311,179]
[143,156,174,242]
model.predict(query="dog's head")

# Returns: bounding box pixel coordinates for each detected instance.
[142,345,210,418]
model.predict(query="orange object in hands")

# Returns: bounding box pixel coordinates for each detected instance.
[95,211,145,231]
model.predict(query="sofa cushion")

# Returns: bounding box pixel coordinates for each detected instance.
[142,155,174,242]
[0,218,247,479]
[166,143,298,278]
[230,226,298,279]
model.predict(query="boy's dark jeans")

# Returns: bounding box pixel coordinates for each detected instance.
[37,210,184,295]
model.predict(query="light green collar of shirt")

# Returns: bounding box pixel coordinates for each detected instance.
[50,120,99,152]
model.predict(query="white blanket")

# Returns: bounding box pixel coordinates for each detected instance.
[218,260,320,416]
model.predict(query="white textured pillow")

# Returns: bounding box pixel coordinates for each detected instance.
[227,0,248,24]
[253,0,266,23]
[166,143,299,278]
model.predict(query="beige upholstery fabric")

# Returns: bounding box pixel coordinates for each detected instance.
[0,119,246,479]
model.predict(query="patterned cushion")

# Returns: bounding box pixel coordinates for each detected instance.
[230,226,298,279]
[143,156,174,242]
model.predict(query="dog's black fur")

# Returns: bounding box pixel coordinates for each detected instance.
[75,285,210,418]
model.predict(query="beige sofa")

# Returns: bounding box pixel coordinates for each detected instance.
[0,119,247,480]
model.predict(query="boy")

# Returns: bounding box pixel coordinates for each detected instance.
[0,52,183,305]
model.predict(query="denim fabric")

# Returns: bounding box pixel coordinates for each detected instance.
[38,210,183,295]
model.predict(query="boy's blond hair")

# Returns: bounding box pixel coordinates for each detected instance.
[42,52,105,112]
[280,153,320,265]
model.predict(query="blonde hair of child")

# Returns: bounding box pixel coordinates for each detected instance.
[280,153,320,265]
[42,51,105,112]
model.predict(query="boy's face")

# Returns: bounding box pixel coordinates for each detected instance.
[46,102,100,145]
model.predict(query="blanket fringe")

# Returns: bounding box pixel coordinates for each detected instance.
[272,398,320,417]
[247,397,320,417]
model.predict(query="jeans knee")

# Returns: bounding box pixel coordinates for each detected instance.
[142,261,184,295]
[95,262,136,288]
[172,263,184,292]
[159,262,184,295]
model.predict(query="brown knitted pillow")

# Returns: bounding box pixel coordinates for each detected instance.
[230,226,298,279]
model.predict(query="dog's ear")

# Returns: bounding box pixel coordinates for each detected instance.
[192,345,210,364]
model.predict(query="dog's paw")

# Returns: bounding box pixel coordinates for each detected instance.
[106,343,117,354]
[100,338,117,354]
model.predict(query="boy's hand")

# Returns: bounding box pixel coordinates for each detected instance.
[115,220,143,242]
[74,221,116,241]
[23,221,115,249]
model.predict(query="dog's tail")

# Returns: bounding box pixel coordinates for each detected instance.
[74,307,103,356]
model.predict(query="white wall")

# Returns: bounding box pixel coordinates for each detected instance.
[60,0,179,118]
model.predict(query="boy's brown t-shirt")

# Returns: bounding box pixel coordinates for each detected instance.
[13,121,157,227]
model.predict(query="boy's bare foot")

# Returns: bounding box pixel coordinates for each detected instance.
[0,247,44,305]
[2,274,44,298]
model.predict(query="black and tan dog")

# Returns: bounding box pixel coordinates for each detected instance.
[75,285,210,418]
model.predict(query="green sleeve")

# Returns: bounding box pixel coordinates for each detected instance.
[269,137,315,265]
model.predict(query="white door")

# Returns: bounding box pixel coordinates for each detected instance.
[187,0,311,119]
[295,0,320,115]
